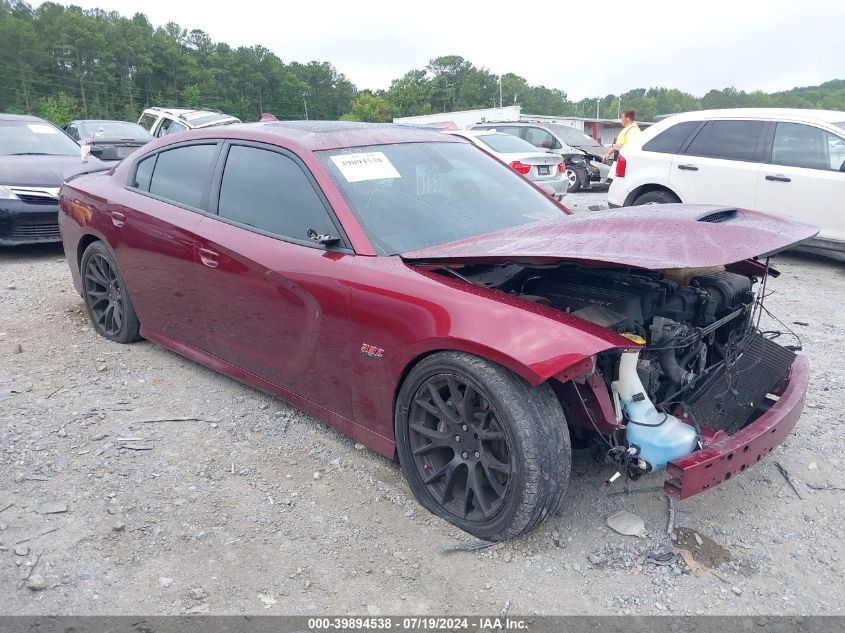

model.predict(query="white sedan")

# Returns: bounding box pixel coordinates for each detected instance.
[446,130,567,199]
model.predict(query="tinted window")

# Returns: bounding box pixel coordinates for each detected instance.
[524,127,559,150]
[132,154,156,191]
[218,145,336,241]
[643,121,700,154]
[772,122,843,171]
[686,120,764,161]
[149,144,217,209]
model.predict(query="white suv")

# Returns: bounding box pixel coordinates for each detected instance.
[608,108,845,259]
[137,107,240,138]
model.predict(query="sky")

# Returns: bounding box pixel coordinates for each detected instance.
[52,0,844,100]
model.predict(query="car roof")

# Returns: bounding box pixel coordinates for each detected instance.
[659,108,845,124]
[74,119,140,125]
[142,107,238,122]
[0,113,45,122]
[238,121,465,151]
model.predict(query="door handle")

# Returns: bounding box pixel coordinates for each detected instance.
[111,211,126,227]
[677,164,698,171]
[198,247,220,268]
[765,174,791,182]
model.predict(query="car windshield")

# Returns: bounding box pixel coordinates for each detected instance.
[318,142,565,255]
[475,133,539,153]
[0,120,79,156]
[81,120,151,140]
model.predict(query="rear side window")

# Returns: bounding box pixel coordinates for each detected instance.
[524,127,559,150]
[685,120,765,161]
[771,122,843,171]
[132,154,156,191]
[217,145,337,242]
[148,144,217,209]
[642,121,700,154]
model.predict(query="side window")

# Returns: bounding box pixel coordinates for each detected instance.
[643,121,700,154]
[492,126,524,139]
[66,124,78,141]
[772,122,842,171]
[685,120,764,162]
[131,154,156,191]
[148,144,217,209]
[524,127,557,150]
[156,118,187,138]
[138,113,157,132]
[217,145,337,242]
[165,121,188,136]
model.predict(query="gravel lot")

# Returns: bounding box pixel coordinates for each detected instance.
[1,191,844,616]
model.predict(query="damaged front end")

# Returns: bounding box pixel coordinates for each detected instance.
[404,205,817,497]
[428,258,807,498]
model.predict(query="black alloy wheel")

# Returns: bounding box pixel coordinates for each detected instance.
[81,241,141,343]
[408,374,512,522]
[396,352,571,541]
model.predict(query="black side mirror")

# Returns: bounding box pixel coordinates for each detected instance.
[89,146,104,158]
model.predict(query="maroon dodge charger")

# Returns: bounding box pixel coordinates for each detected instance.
[59,121,816,540]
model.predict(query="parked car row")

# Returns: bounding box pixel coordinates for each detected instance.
[0,107,240,246]
[471,121,612,192]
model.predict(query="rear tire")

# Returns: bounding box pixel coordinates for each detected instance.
[80,241,141,344]
[632,189,680,205]
[395,351,570,541]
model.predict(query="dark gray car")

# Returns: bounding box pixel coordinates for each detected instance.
[65,119,152,161]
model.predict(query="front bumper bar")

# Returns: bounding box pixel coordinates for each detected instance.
[664,354,808,499]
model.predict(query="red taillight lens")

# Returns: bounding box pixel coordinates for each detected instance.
[615,155,627,178]
[509,160,531,175]
[557,161,565,173]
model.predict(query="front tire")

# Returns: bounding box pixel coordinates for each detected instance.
[395,352,570,541]
[80,241,141,344]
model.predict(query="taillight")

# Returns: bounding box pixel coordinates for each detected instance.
[509,161,531,175]
[615,155,627,178]
[557,161,565,173]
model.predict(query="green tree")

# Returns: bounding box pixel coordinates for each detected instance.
[33,91,81,126]
[341,92,391,122]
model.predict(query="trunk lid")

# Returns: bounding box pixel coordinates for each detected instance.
[402,204,819,270]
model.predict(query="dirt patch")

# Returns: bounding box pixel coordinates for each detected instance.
[674,528,732,568]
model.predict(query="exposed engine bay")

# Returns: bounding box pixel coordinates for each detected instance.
[441,261,800,477]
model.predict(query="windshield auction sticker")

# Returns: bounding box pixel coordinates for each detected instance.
[330,151,401,182]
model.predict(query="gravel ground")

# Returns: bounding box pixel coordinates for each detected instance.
[1,190,844,616]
